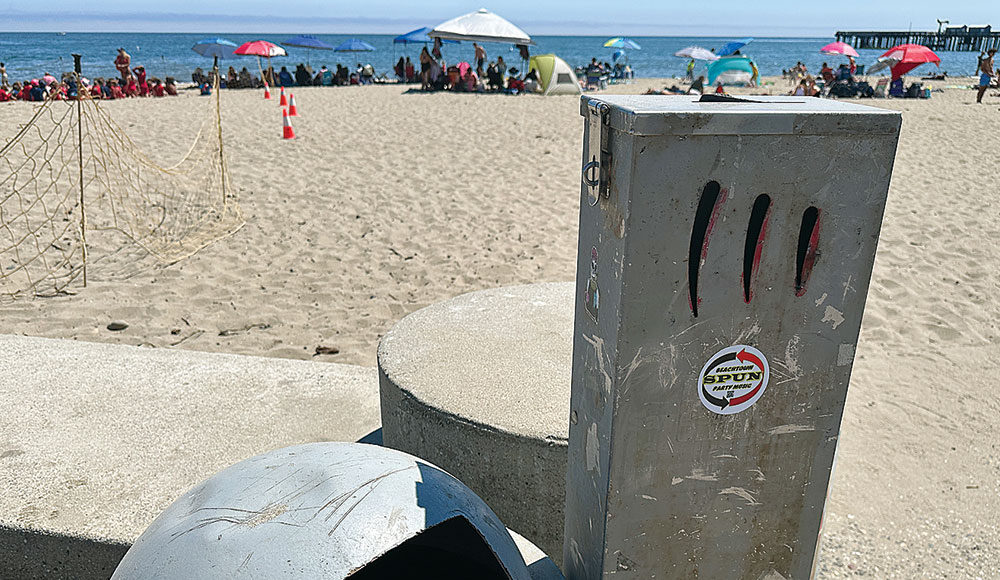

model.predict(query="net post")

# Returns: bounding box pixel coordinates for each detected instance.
[73,53,87,287]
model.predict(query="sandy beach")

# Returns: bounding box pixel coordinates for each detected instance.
[1,77,999,577]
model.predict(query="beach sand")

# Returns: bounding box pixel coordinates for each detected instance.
[1,77,998,577]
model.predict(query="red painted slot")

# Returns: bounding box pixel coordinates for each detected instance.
[795,207,821,296]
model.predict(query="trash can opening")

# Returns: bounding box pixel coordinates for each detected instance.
[348,516,512,579]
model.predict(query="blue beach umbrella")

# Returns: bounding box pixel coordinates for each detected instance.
[282,35,334,51]
[717,38,753,57]
[282,34,333,65]
[191,37,240,60]
[394,27,459,45]
[603,37,642,50]
[334,38,377,52]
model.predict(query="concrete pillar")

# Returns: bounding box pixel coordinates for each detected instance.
[379,283,574,564]
[564,96,901,579]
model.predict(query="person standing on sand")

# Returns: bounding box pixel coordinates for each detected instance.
[686,59,695,80]
[474,42,486,76]
[419,46,432,90]
[977,49,995,104]
[114,48,131,83]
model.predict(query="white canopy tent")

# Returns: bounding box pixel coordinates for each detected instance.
[430,8,534,45]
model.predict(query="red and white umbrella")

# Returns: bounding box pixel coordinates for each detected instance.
[234,41,287,87]
[233,40,287,58]
[819,41,859,58]
[867,44,939,80]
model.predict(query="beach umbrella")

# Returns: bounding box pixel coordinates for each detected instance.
[394,27,459,44]
[192,38,239,60]
[282,35,334,51]
[674,46,719,61]
[707,56,754,84]
[334,38,376,52]
[430,8,533,45]
[234,40,287,86]
[717,37,753,56]
[603,37,641,50]
[282,35,333,66]
[868,44,940,80]
[820,41,859,58]
[234,40,287,58]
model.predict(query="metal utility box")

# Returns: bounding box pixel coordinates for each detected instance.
[565,95,901,579]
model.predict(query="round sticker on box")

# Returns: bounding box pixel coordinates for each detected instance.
[698,345,769,415]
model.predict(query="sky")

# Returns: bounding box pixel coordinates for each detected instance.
[3,1,996,37]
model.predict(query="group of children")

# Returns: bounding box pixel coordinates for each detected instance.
[0,60,179,103]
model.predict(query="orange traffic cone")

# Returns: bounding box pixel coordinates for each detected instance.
[263,83,271,100]
[288,93,298,117]
[279,86,287,106]
[282,108,295,139]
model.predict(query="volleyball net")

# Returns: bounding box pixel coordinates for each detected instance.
[0,79,243,300]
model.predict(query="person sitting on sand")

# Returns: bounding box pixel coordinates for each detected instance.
[109,79,125,99]
[689,75,705,95]
[227,66,239,87]
[715,82,725,94]
[807,77,820,97]
[405,57,415,83]
[506,67,524,93]
[792,79,807,96]
[90,78,103,98]
[132,66,148,96]
[361,63,375,85]
[277,66,293,87]
[151,78,165,97]
[164,77,177,96]
[463,67,479,92]
[124,75,139,97]
[48,81,64,100]
[394,57,405,82]
[820,62,834,85]
[29,80,45,101]
[239,67,252,88]
[294,64,311,86]
[200,81,212,96]
[523,68,540,93]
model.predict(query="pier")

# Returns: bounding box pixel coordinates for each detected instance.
[836,25,1000,52]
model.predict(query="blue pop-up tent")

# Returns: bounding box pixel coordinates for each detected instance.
[707,56,754,84]
[394,27,459,45]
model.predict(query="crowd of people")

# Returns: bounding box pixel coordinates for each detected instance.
[406,40,537,93]
[0,48,181,102]
[207,62,387,89]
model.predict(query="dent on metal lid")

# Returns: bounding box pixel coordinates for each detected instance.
[580,95,901,136]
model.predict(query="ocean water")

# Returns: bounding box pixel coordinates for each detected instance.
[0,33,983,84]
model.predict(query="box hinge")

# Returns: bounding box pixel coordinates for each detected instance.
[583,100,611,206]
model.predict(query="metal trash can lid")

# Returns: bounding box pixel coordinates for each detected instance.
[112,442,533,579]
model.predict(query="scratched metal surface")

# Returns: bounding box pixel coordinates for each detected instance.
[111,443,531,579]
[564,97,901,579]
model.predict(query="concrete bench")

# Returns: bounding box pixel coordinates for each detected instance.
[0,335,381,578]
